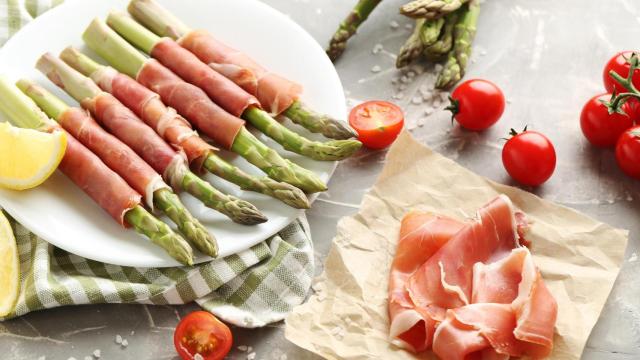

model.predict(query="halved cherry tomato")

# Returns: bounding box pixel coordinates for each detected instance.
[174,311,232,360]
[502,129,556,186]
[580,93,634,147]
[349,100,404,149]
[616,126,640,179]
[448,79,505,131]
[603,51,640,93]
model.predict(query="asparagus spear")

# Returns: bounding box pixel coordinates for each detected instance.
[83,18,326,193]
[435,0,480,89]
[17,78,218,256]
[0,76,193,265]
[106,12,361,162]
[325,0,383,61]
[424,12,458,59]
[396,18,444,68]
[400,0,468,19]
[37,53,267,225]
[128,0,357,141]
[61,47,310,209]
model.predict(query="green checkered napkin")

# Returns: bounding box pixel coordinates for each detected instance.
[0,0,314,328]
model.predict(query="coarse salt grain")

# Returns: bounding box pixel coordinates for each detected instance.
[372,44,383,54]
[247,352,257,360]
[121,339,128,347]
[115,335,122,344]
[433,99,442,108]
[280,355,288,360]
[389,20,399,29]
[194,354,204,360]
[68,358,76,360]
[371,65,381,73]
[407,71,416,78]
[37,357,46,360]
[400,75,409,83]
[425,107,434,115]
[405,23,413,30]
[238,345,249,352]
[84,356,92,360]
[412,96,423,105]
[92,350,101,358]
[394,92,405,100]
[399,84,407,91]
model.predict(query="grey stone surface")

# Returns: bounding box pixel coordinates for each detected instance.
[2,0,640,359]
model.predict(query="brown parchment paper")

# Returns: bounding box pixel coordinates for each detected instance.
[285,131,629,360]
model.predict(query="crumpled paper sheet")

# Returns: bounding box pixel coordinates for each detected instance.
[285,131,629,360]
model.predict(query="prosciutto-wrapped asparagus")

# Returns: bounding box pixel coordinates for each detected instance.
[0,76,193,265]
[36,53,267,226]
[127,0,357,140]
[60,47,309,209]
[17,79,217,257]
[106,12,361,161]
[82,19,326,194]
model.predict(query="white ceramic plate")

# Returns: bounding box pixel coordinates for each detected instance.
[0,0,345,267]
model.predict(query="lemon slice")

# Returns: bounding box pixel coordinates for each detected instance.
[0,122,67,190]
[0,210,19,317]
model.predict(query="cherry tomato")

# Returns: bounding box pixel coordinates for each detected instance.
[349,100,404,149]
[615,126,640,179]
[174,311,232,360]
[603,51,640,93]
[502,129,556,186]
[580,93,634,147]
[447,79,505,131]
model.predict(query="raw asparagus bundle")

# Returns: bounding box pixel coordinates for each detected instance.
[329,0,481,89]
[37,53,267,226]
[0,76,194,265]
[83,18,326,194]
[106,12,361,161]
[61,47,310,209]
[127,0,357,140]
[17,79,218,257]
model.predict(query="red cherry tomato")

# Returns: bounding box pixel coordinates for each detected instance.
[603,51,640,93]
[448,79,505,131]
[615,126,640,179]
[349,100,404,149]
[580,93,634,147]
[502,129,556,186]
[174,311,232,360]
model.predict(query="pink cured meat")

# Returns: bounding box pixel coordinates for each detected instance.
[81,92,177,175]
[97,69,216,170]
[136,59,245,149]
[407,195,523,313]
[48,124,141,226]
[151,38,260,117]
[58,107,163,205]
[388,211,465,353]
[178,30,302,115]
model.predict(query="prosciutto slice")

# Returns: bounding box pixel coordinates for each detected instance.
[80,92,186,189]
[48,124,141,226]
[91,67,216,171]
[388,196,558,359]
[58,107,167,208]
[136,59,245,149]
[178,30,303,115]
[151,38,260,117]
[389,211,464,352]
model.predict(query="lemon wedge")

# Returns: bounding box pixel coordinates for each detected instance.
[0,210,19,317]
[0,122,66,190]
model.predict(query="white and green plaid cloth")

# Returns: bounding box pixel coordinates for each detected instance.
[0,0,314,328]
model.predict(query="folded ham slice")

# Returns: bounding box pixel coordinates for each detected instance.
[389,211,464,352]
[91,66,216,171]
[388,196,558,359]
[48,124,141,226]
[178,30,303,115]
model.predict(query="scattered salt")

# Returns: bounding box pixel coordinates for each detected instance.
[391,77,399,85]
[92,350,101,358]
[68,358,76,360]
[433,98,442,108]
[371,65,381,73]
[37,357,46,360]
[440,92,450,102]
[480,49,488,56]
[247,352,257,360]
[412,96,423,105]
[630,253,638,262]
[399,84,407,91]
[389,20,399,29]
[405,23,413,30]
[394,92,405,100]
[84,356,93,360]
[130,330,135,336]
[280,355,288,360]
[372,44,383,54]
[418,117,427,127]
[507,99,513,104]
[424,107,434,115]
[247,347,253,353]
[435,64,444,72]
[238,345,249,352]
[121,339,128,347]
[115,335,122,344]
[407,71,416,78]
[400,75,409,84]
